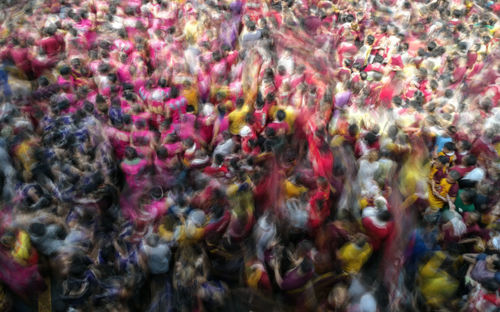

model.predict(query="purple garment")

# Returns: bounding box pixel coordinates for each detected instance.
[281,267,313,291]
[304,16,321,34]
[230,1,243,15]
[335,91,352,108]
[471,260,495,283]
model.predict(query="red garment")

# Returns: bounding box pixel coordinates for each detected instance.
[267,121,289,134]
[203,165,229,177]
[362,217,394,251]
[450,165,474,178]
[308,190,330,230]
[40,35,65,57]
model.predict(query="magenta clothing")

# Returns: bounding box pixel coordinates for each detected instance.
[281,267,314,291]
[117,65,133,83]
[131,112,152,124]
[166,97,187,123]
[150,87,170,108]
[107,127,130,159]
[198,116,214,144]
[114,39,135,55]
[144,200,166,220]
[132,130,154,146]
[164,142,182,157]
[121,158,148,191]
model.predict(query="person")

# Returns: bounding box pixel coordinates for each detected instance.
[228,97,249,136]
[140,234,171,275]
[426,170,461,223]
[0,0,498,311]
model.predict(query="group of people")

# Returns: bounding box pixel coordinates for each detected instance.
[0,0,499,311]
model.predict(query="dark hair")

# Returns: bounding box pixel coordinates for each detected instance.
[60,65,71,76]
[169,86,179,98]
[157,146,168,159]
[364,132,378,145]
[135,119,146,129]
[125,147,137,159]
[276,109,286,121]
[236,97,245,108]
[460,140,471,151]
[29,222,46,236]
[348,124,359,136]
[247,20,256,31]
[378,210,393,222]
[443,142,455,152]
[122,114,131,125]
[392,96,402,106]
[464,155,477,167]
[448,170,460,181]
[214,153,224,165]
[461,189,476,204]
[158,78,168,88]
[300,258,313,273]
[437,155,449,165]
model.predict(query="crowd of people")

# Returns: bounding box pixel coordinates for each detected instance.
[0,0,499,311]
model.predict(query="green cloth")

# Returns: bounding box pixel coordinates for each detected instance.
[454,189,475,214]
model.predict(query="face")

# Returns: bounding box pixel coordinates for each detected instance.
[329,285,347,308]
[446,174,456,184]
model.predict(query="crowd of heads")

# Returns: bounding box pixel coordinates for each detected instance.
[0,0,499,311]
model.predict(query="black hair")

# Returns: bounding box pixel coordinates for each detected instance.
[169,86,179,99]
[461,189,476,204]
[122,114,131,125]
[276,109,286,121]
[300,257,313,273]
[125,147,137,159]
[448,170,460,181]
[60,65,71,76]
[366,35,374,45]
[214,153,224,165]
[464,154,477,167]
[247,20,256,31]
[443,142,456,152]
[378,210,392,222]
[364,132,378,145]
[135,119,146,129]
[437,155,449,165]
[158,78,168,88]
[348,124,359,136]
[29,222,46,236]
[460,140,471,151]
[157,146,168,159]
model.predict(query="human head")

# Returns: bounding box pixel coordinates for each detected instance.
[276,109,286,122]
[447,170,460,183]
[436,155,449,168]
[443,142,456,154]
[125,147,138,160]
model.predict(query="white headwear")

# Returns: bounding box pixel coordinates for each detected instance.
[240,125,253,137]
[360,293,377,312]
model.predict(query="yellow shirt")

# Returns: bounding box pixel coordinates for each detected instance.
[228,105,250,135]
[428,178,456,210]
[182,86,199,113]
[183,19,200,44]
[12,230,31,265]
[338,242,372,274]
[418,252,458,307]
[283,180,308,199]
